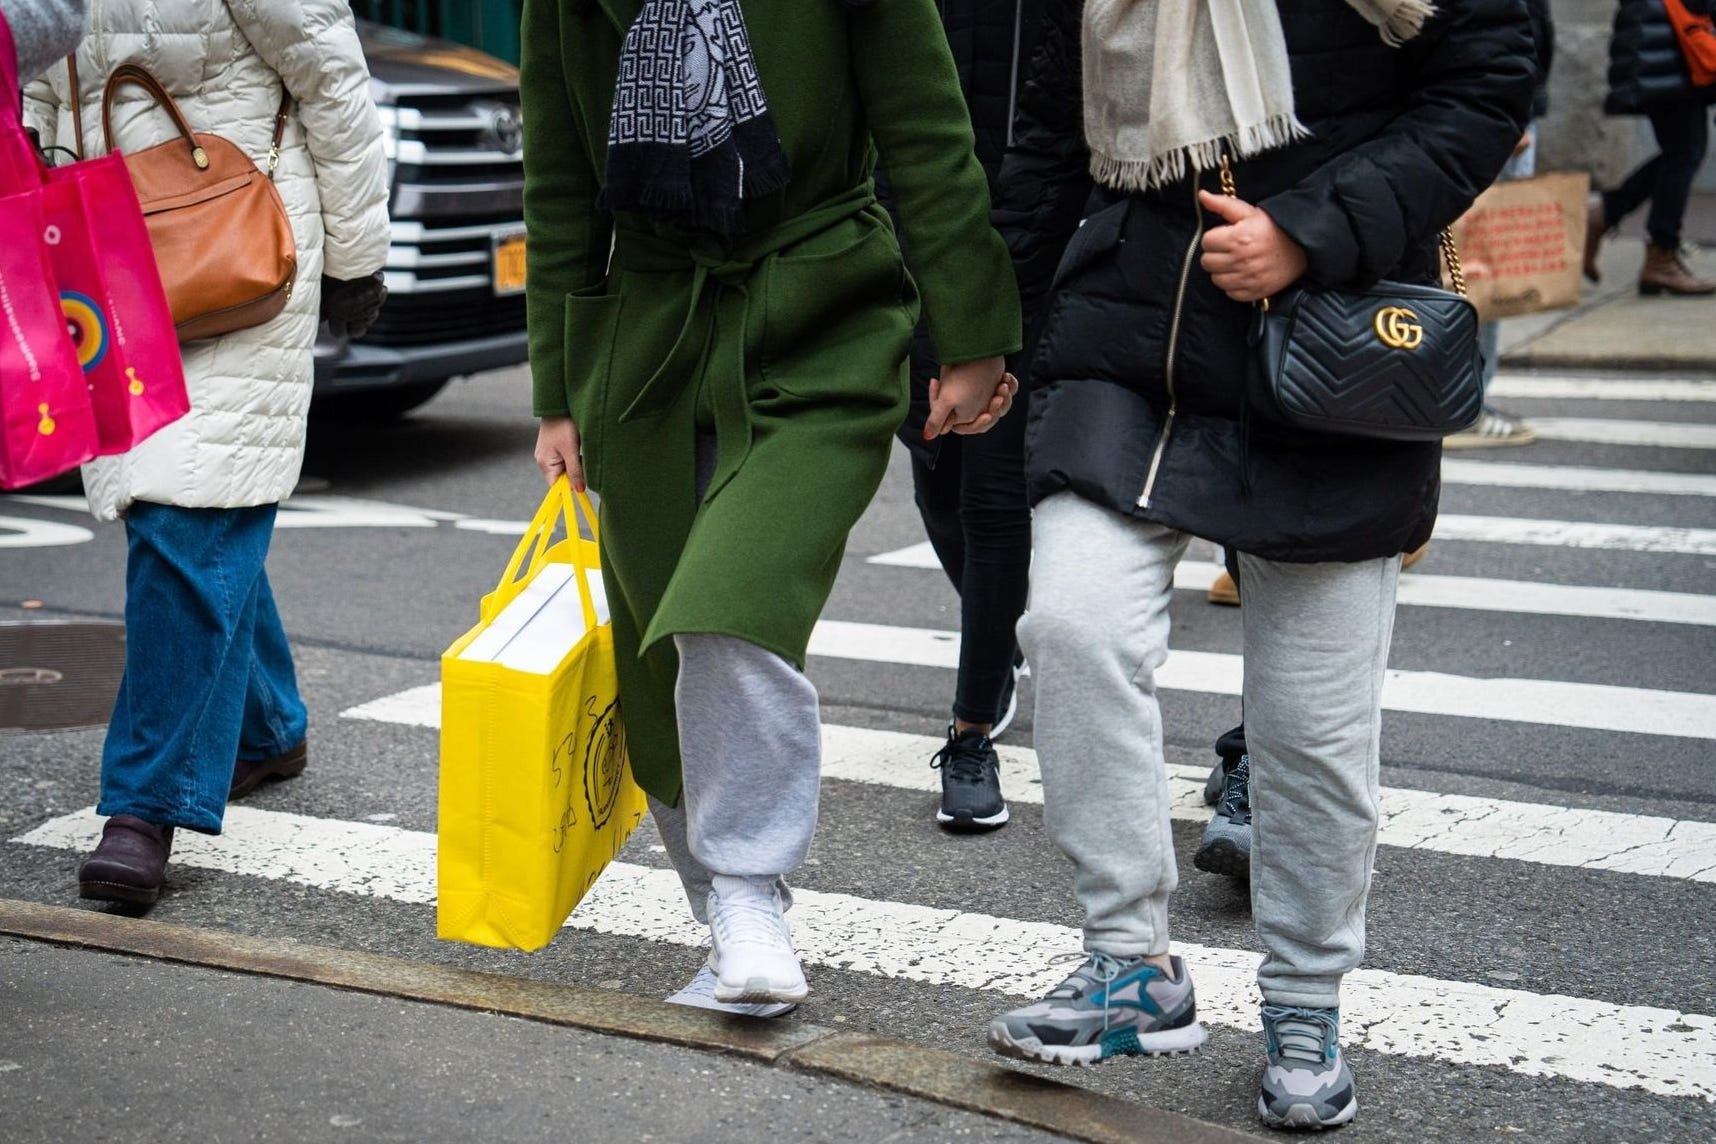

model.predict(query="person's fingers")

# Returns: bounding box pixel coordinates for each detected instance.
[565,450,587,494]
[1201,250,1243,275]
[953,411,997,435]
[1198,189,1256,224]
[923,378,954,440]
[536,448,565,484]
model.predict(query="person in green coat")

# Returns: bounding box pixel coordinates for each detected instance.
[521,0,1022,1015]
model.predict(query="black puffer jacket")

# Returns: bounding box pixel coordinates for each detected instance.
[1527,0,1554,118]
[995,0,1534,563]
[889,0,1044,456]
[1607,0,1711,115]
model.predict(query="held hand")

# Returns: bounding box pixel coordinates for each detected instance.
[1197,190,1309,304]
[535,416,586,492]
[924,357,1017,439]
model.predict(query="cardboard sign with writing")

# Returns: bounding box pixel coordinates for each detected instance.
[1450,172,1590,321]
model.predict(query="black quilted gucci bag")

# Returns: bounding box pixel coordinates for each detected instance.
[1231,163,1485,442]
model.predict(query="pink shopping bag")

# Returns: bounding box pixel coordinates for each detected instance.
[0,15,187,462]
[0,186,98,489]
[0,17,97,488]
[39,152,190,454]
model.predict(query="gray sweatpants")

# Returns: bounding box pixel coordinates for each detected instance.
[1021,493,1400,1008]
[650,632,821,924]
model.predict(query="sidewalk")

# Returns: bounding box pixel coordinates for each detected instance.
[1499,192,1716,373]
[0,900,1255,1144]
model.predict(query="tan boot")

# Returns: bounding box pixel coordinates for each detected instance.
[1639,244,1716,296]
[1206,569,1241,606]
[1584,198,1605,284]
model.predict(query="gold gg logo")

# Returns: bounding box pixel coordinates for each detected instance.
[1374,307,1423,350]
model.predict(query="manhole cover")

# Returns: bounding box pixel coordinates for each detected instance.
[0,622,126,733]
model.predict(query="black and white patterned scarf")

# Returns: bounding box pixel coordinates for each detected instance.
[603,0,792,236]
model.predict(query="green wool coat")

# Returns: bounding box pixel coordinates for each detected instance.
[520,0,1022,804]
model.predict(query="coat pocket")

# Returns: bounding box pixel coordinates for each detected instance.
[758,220,913,406]
[564,292,622,492]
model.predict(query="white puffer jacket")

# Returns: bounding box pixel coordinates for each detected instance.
[25,0,389,520]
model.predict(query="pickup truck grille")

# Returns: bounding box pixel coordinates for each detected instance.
[364,292,528,347]
[382,92,526,328]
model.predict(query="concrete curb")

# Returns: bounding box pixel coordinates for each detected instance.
[0,898,1257,1144]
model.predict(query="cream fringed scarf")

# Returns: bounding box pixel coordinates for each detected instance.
[1083,0,1435,192]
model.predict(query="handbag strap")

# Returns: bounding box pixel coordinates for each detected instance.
[66,53,84,160]
[96,60,290,180]
[1217,152,1468,301]
[102,63,204,165]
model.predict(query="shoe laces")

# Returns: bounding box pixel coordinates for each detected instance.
[1263,1005,1339,1065]
[930,728,996,786]
[711,886,790,949]
[1047,950,1148,1032]
[1218,754,1252,824]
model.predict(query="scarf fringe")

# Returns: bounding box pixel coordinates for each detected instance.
[1375,0,1435,46]
[1089,113,1309,193]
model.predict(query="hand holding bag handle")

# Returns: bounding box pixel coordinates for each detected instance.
[483,477,601,634]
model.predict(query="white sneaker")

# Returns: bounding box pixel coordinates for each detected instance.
[706,874,808,1005]
[665,964,797,1018]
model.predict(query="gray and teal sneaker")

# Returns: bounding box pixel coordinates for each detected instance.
[987,952,1207,1066]
[1258,1005,1357,1130]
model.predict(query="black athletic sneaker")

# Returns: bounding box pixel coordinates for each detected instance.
[931,726,1009,831]
[1194,752,1251,878]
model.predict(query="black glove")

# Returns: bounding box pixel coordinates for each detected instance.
[321,271,388,340]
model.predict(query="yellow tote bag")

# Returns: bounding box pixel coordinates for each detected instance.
[437,478,646,951]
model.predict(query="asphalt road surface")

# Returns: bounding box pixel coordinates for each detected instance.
[2,365,1713,1142]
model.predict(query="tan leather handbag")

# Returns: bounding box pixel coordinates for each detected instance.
[71,60,297,342]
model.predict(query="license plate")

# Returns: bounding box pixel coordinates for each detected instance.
[492,231,527,296]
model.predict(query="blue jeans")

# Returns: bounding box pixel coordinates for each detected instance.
[98,502,307,834]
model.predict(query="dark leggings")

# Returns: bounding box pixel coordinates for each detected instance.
[1603,98,1711,250]
[907,388,1032,726]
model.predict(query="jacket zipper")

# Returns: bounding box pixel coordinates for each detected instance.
[1006,0,1024,147]
[1136,173,1205,508]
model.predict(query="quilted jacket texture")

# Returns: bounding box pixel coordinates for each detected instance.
[25,0,389,520]
[1606,0,1713,116]
[994,0,1534,562]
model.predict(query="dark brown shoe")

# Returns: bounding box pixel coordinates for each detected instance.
[1639,244,1716,296]
[78,815,173,906]
[229,740,308,800]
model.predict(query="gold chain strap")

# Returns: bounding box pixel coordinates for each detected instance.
[1217,153,1468,299]
[1439,229,1467,297]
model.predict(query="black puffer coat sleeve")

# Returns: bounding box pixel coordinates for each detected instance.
[1259,0,1535,288]
[991,0,1092,339]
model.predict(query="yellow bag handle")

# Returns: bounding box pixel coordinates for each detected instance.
[482,477,600,631]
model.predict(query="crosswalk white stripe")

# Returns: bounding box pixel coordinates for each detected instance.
[816,726,1716,883]
[872,508,1716,561]
[1527,418,1716,449]
[872,544,1716,627]
[337,693,1716,885]
[13,806,1713,1101]
[804,620,1716,740]
[1431,514,1716,555]
[1488,376,1716,402]
[1440,459,1716,497]
[353,621,1716,742]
